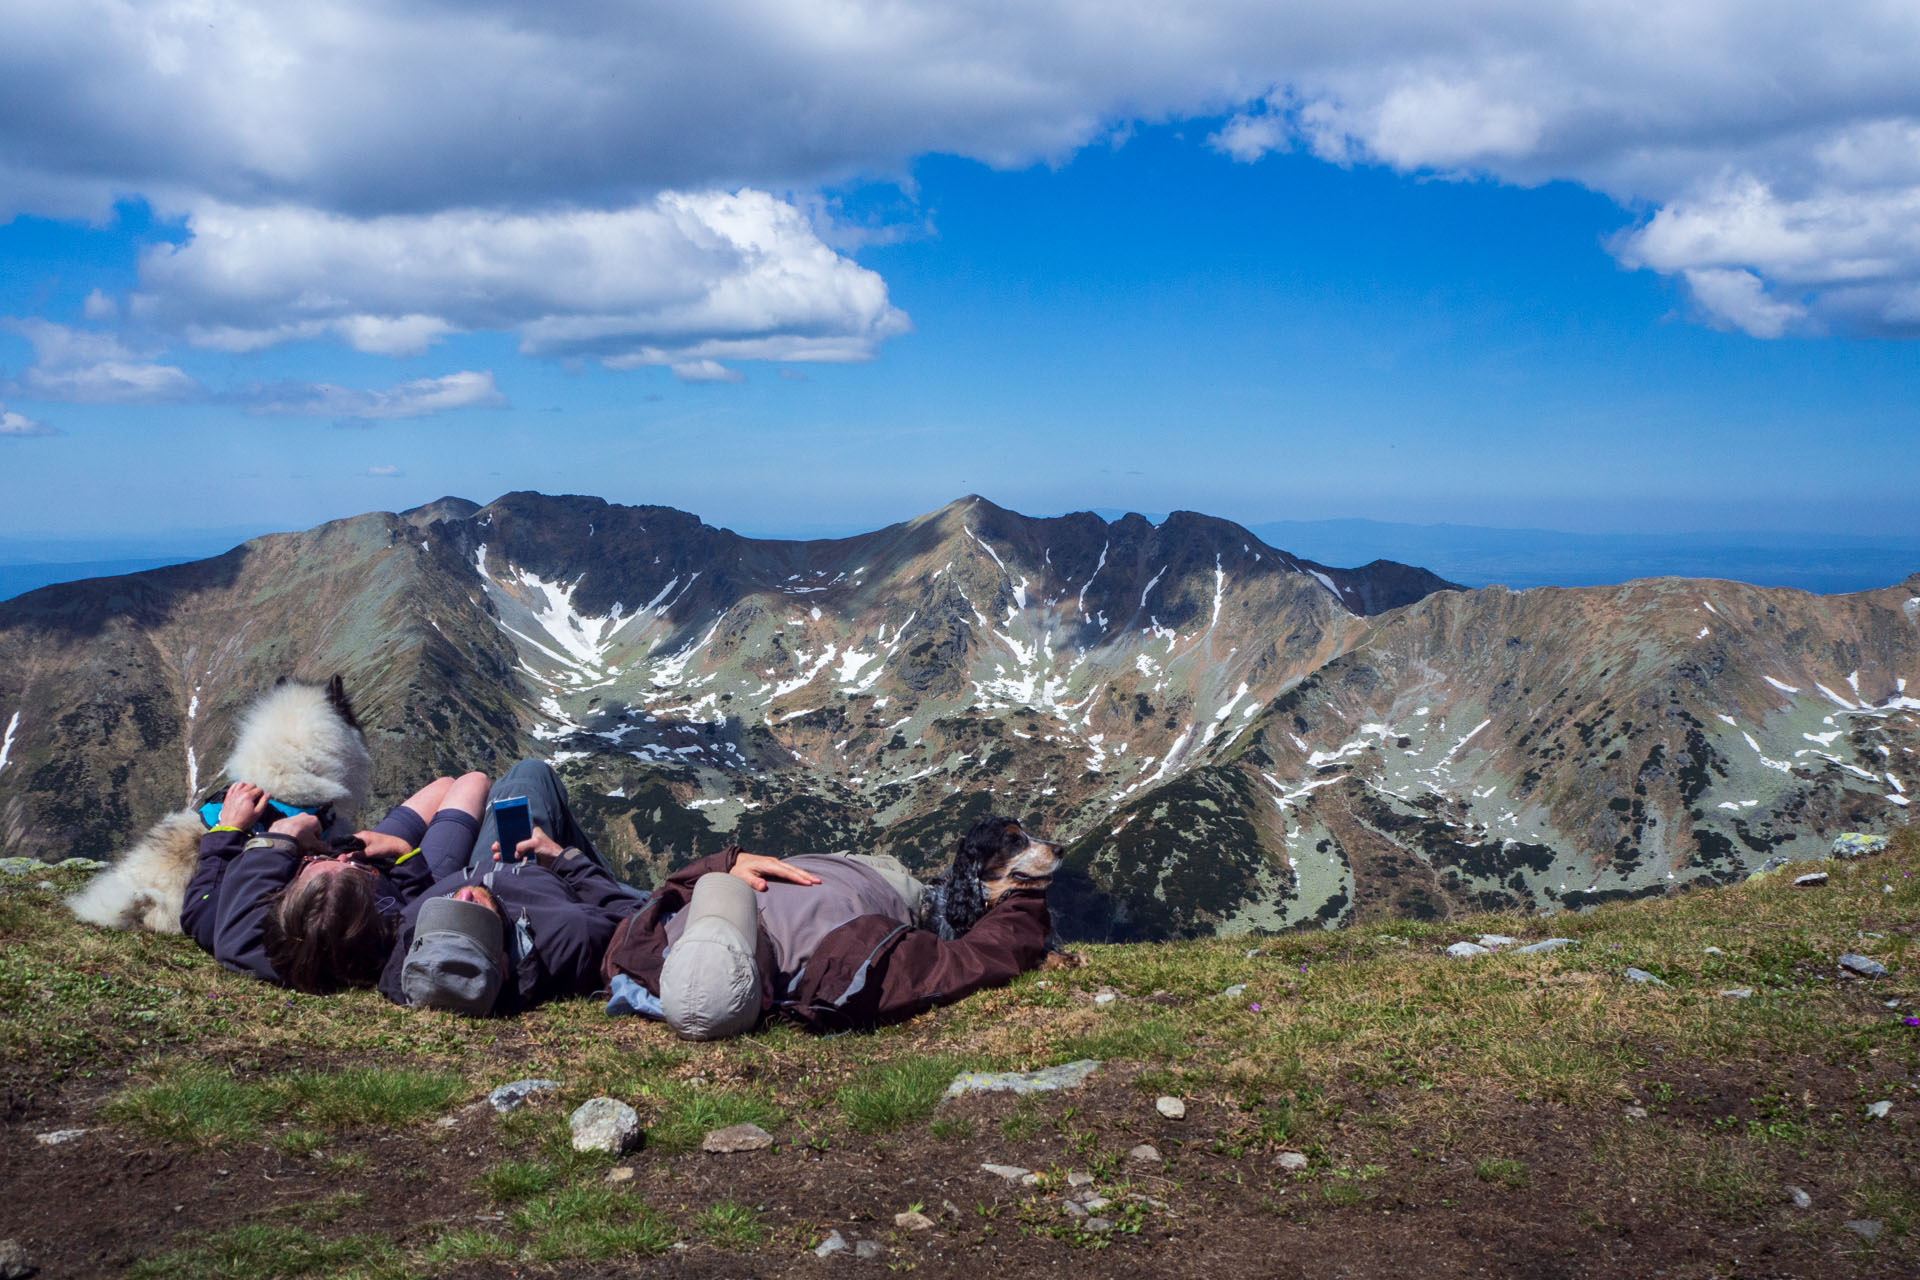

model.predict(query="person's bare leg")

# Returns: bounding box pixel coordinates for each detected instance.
[399,776,455,819]
[437,771,491,822]
[416,772,493,880]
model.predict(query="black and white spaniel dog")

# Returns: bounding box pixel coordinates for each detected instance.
[919,814,1065,941]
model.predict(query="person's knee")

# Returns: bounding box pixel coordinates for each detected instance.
[495,759,555,791]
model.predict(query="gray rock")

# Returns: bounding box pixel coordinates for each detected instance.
[1844,1219,1883,1242]
[1215,983,1247,1000]
[0,859,37,876]
[606,1166,635,1184]
[1865,1100,1892,1120]
[1720,988,1754,999]
[1624,968,1668,987]
[1019,1172,1043,1187]
[1274,1152,1309,1172]
[1624,1106,1648,1119]
[34,1128,88,1145]
[1092,992,1117,1005]
[946,1059,1099,1097]
[894,1211,934,1231]
[981,1163,1030,1181]
[814,1229,848,1258]
[1067,1171,1094,1187]
[57,857,106,871]
[1061,1200,1088,1217]
[1128,1143,1162,1163]
[1752,855,1792,877]
[1085,1217,1114,1233]
[1155,1096,1186,1119]
[1244,948,1261,959]
[703,1123,774,1153]
[855,1241,885,1260]
[1793,872,1829,887]
[1478,934,1517,948]
[1787,1186,1811,1210]
[489,1079,562,1114]
[1516,938,1575,954]
[1447,941,1491,958]
[569,1097,641,1155]
[0,1239,31,1280]
[1082,1196,1111,1212]
[1831,833,1888,859]
[435,1116,458,1128]
[1839,953,1888,978]
[1703,946,1726,956]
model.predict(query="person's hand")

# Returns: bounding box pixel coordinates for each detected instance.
[494,824,565,867]
[267,812,327,854]
[217,781,272,831]
[353,830,413,864]
[729,852,822,892]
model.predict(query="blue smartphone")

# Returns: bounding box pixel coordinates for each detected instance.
[492,797,533,860]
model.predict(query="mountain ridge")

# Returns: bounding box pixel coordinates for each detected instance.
[2,493,1913,943]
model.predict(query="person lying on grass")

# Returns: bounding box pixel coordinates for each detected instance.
[181,772,491,993]
[379,817,645,1017]
[601,816,1063,1038]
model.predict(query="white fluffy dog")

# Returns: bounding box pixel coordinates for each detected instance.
[67,677,374,933]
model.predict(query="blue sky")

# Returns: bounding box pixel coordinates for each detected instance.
[3,3,1917,542]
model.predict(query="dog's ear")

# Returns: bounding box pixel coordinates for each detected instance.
[325,674,364,733]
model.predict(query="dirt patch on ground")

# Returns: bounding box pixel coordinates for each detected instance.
[5,1049,1915,1280]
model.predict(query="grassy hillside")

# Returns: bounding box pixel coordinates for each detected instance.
[2,832,1916,1277]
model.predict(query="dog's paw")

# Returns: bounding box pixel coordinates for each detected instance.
[1040,949,1086,972]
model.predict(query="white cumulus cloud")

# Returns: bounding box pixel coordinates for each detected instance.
[3,320,200,403]
[1,404,59,436]
[6,2,1920,338]
[239,371,507,420]
[670,359,747,384]
[131,191,909,366]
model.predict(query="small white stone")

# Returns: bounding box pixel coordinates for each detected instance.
[1274,1151,1309,1172]
[1787,1186,1811,1210]
[1866,1100,1892,1120]
[1067,1171,1094,1187]
[606,1166,635,1184]
[1128,1143,1162,1163]
[981,1163,1030,1181]
[894,1211,934,1231]
[34,1128,89,1146]
[1093,992,1117,1006]
[569,1097,641,1155]
[1478,934,1516,948]
[1155,1096,1186,1120]
[1446,942,1491,958]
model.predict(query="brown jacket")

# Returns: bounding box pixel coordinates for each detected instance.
[600,846,1050,1032]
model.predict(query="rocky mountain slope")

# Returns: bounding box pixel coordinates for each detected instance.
[2,493,1914,942]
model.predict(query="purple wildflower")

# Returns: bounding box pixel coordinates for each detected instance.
[1250,1003,1263,1012]
[1905,1016,1920,1027]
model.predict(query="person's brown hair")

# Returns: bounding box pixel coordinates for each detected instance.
[262,872,393,994]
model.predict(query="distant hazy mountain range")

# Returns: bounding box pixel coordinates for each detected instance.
[1,493,1914,942]
[1244,520,1920,596]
